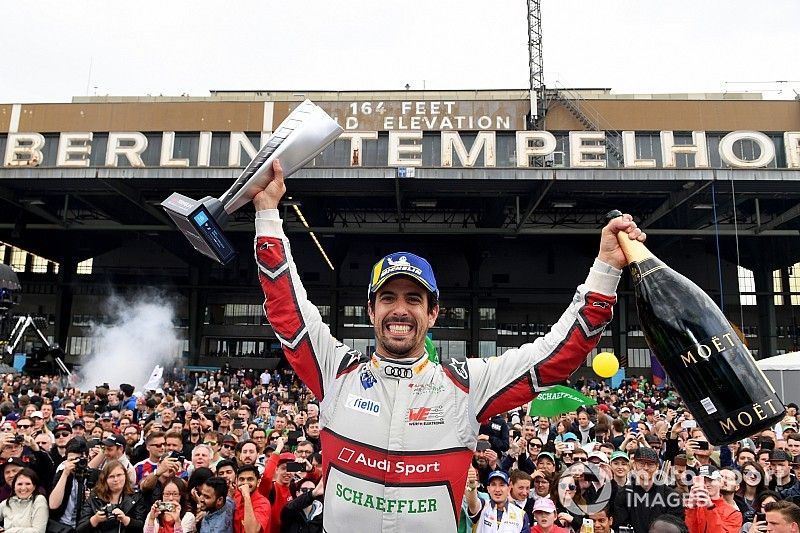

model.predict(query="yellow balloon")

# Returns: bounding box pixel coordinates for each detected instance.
[593,352,619,378]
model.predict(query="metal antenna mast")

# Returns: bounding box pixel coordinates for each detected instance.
[527,0,544,125]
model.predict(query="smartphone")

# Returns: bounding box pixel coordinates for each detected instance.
[756,513,766,523]
[629,422,639,433]
[286,430,303,446]
[565,442,575,452]
[55,409,71,416]
[681,420,697,429]
[696,441,710,451]
[285,461,305,473]
[583,518,595,533]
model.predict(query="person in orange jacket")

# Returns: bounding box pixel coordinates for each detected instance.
[685,465,742,533]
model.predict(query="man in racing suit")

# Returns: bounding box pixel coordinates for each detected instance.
[253,161,645,532]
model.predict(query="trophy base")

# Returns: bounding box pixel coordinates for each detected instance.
[161,193,236,264]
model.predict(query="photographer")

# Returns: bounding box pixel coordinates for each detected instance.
[76,460,145,532]
[144,477,195,533]
[0,429,54,493]
[49,437,96,530]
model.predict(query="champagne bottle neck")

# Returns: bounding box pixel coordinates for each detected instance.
[616,233,655,264]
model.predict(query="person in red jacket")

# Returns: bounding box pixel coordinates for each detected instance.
[685,465,742,533]
[258,436,297,533]
[234,464,271,533]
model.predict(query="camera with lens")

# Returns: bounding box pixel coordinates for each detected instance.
[157,501,175,513]
[168,451,185,463]
[13,435,24,444]
[103,503,117,519]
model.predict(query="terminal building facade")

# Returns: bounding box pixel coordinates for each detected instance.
[1,89,799,375]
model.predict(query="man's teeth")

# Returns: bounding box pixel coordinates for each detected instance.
[388,324,412,333]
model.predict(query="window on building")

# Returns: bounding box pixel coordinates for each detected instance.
[10,248,27,272]
[790,264,800,306]
[343,338,375,356]
[627,348,651,368]
[479,308,496,329]
[435,307,469,329]
[30,255,48,273]
[343,306,370,327]
[68,336,93,356]
[0,244,5,263]
[774,269,784,306]
[479,341,496,359]
[76,258,93,275]
[738,266,756,306]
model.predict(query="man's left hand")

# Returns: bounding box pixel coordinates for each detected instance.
[597,213,646,269]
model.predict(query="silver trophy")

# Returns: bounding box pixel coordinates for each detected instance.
[161,100,343,264]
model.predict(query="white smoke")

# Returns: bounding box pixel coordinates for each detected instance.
[76,292,182,392]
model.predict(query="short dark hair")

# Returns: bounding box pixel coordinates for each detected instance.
[649,513,689,533]
[764,500,800,526]
[65,437,89,455]
[201,476,228,500]
[236,464,261,479]
[510,470,532,485]
[368,286,439,314]
[215,459,237,472]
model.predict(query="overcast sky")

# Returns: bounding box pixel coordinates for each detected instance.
[2,0,799,103]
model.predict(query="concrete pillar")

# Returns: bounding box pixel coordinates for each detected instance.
[754,263,777,359]
[466,251,483,358]
[54,258,76,350]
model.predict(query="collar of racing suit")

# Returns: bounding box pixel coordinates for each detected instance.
[369,352,430,380]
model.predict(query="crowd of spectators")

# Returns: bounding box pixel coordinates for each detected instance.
[0,366,797,533]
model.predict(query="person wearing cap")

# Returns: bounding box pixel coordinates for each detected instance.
[89,433,136,485]
[49,437,92,529]
[258,436,305,533]
[253,161,645,532]
[613,447,683,533]
[0,428,53,494]
[466,467,529,532]
[537,452,558,477]
[609,450,631,487]
[771,449,799,496]
[531,497,570,533]
[49,421,73,469]
[685,464,742,533]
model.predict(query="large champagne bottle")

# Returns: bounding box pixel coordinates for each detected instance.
[610,210,785,445]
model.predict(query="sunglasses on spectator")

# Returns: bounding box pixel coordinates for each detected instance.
[204,441,218,446]
[222,444,235,449]
[17,424,32,429]
[299,487,314,494]
[55,432,71,438]
[559,483,576,491]
[529,443,542,448]
[573,457,587,462]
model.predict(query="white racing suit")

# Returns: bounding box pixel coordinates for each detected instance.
[254,209,620,532]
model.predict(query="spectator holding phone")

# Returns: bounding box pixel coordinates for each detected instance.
[280,478,323,533]
[685,465,742,533]
[144,476,195,533]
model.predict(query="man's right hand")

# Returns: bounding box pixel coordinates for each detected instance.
[63,458,78,475]
[253,160,286,211]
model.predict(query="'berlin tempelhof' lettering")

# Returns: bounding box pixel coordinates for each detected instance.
[3,130,800,170]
